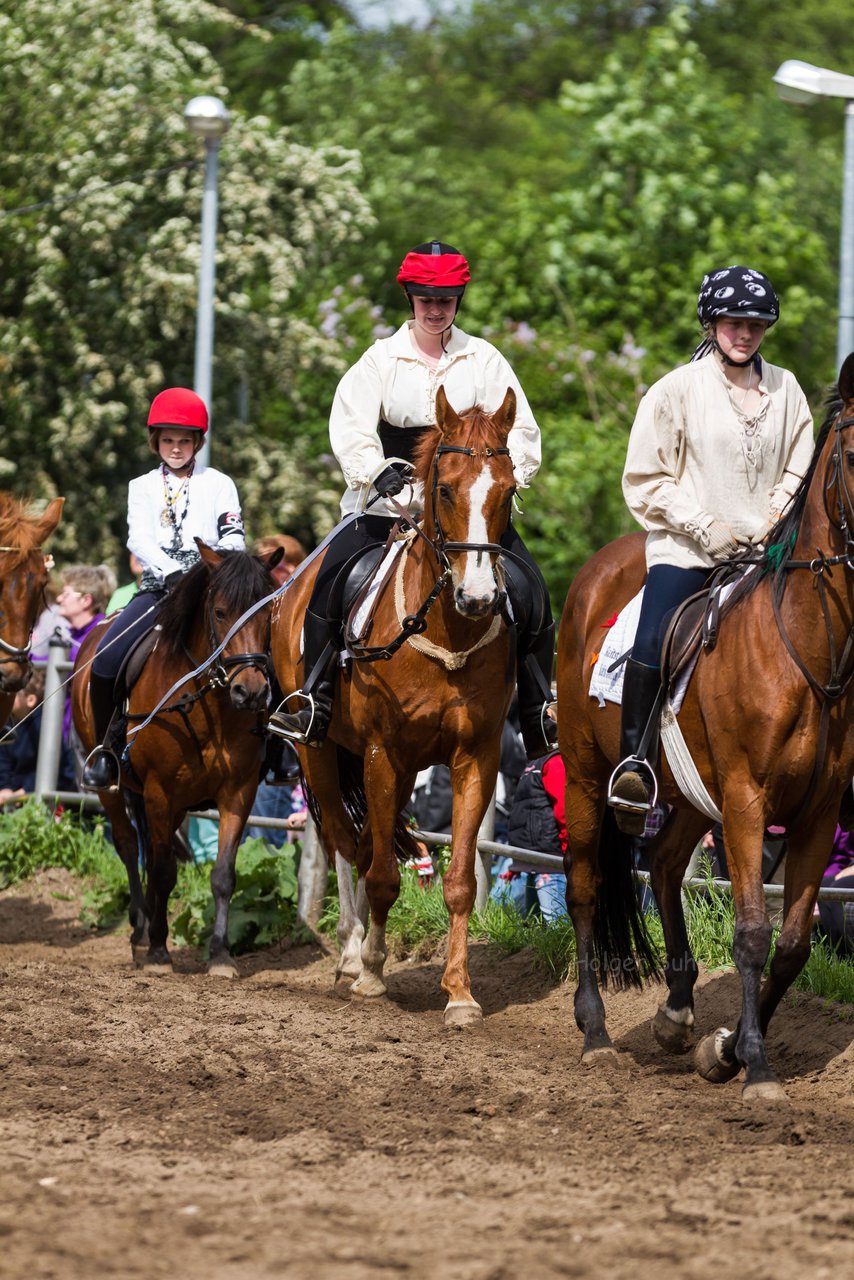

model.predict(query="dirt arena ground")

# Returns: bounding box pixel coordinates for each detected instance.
[2,869,854,1280]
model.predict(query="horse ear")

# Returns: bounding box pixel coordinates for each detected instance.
[435,384,461,437]
[34,496,64,544]
[492,387,516,443]
[194,537,224,569]
[839,353,854,403]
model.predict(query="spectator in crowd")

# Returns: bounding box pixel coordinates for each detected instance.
[55,563,116,777]
[30,577,70,666]
[106,552,144,615]
[814,823,854,955]
[254,534,307,589]
[0,667,74,803]
[491,749,567,922]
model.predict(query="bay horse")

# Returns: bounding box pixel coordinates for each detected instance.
[270,386,519,1027]
[556,353,854,1102]
[0,493,64,728]
[72,541,279,975]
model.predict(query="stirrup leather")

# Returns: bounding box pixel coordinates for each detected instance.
[606,755,659,816]
[80,745,121,795]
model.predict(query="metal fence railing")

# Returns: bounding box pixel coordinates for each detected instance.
[10,638,854,928]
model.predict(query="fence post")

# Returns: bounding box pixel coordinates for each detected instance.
[474,791,496,911]
[297,814,328,930]
[34,636,70,797]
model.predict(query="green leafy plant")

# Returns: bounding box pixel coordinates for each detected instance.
[170,837,305,955]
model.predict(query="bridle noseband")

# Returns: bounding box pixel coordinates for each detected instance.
[430,443,514,570]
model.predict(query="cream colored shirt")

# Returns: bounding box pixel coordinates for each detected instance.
[329,321,541,516]
[623,354,814,569]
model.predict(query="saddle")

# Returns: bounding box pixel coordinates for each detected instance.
[659,565,748,698]
[114,625,161,705]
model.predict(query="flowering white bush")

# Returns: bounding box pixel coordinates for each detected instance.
[0,0,373,561]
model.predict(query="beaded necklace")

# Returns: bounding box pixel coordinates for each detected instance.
[160,461,194,552]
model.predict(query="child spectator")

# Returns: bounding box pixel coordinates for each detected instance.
[0,667,74,802]
[491,750,567,922]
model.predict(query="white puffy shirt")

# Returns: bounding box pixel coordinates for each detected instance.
[329,321,541,514]
[623,354,814,570]
[127,464,245,581]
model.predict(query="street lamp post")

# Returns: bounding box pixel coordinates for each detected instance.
[184,95,231,468]
[773,60,854,377]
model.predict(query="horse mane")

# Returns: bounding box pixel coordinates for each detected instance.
[737,389,839,603]
[156,550,274,661]
[411,405,506,487]
[0,493,48,568]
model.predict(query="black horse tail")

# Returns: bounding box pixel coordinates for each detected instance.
[334,744,422,864]
[593,808,661,990]
[122,789,193,869]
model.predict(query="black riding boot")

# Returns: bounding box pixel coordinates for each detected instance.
[607,658,663,836]
[516,621,558,761]
[268,609,338,747]
[80,672,121,793]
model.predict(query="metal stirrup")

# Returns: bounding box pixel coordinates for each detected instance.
[268,691,318,745]
[606,755,659,813]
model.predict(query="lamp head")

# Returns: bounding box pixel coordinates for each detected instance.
[184,95,231,139]
[773,60,854,105]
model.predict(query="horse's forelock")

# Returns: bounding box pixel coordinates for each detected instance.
[0,493,49,568]
[158,551,274,660]
[412,405,509,486]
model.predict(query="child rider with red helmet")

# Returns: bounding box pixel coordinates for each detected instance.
[80,388,246,793]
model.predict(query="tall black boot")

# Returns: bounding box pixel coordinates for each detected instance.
[606,658,663,835]
[516,621,558,761]
[81,672,121,793]
[268,609,338,747]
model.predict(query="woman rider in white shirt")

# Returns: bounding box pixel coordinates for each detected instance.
[269,239,557,759]
[607,266,815,832]
[81,388,246,792]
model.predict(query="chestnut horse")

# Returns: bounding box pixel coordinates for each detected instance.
[0,493,64,729]
[72,542,278,975]
[271,387,518,1027]
[556,353,854,1102]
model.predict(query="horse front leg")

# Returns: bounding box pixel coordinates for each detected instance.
[439,749,501,1030]
[207,785,256,979]
[104,793,150,962]
[565,778,615,1062]
[754,815,838,1057]
[352,792,396,1000]
[141,790,178,974]
[694,804,777,1100]
[335,851,369,992]
[648,810,708,1055]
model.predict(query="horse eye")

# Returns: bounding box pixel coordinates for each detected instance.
[846,450,854,468]
[438,485,453,504]
[214,606,227,622]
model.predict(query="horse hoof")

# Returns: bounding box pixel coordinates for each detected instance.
[207,959,238,980]
[742,1079,788,1106]
[334,974,359,999]
[653,1002,695,1055]
[350,973,388,999]
[141,960,174,977]
[132,945,149,967]
[443,1000,484,1030]
[694,1027,739,1083]
[581,1045,619,1066]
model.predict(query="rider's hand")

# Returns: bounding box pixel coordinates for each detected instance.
[701,520,740,560]
[373,464,407,498]
[164,569,184,590]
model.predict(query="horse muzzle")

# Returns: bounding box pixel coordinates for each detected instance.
[228,672,270,712]
[453,584,498,619]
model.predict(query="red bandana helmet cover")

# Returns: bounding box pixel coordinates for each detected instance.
[397,240,471,298]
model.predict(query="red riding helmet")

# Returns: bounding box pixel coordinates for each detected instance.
[147,387,209,434]
[396,240,471,299]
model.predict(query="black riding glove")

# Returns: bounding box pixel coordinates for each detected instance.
[164,570,184,590]
[373,464,407,499]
